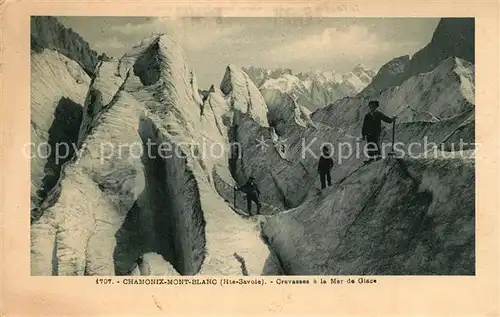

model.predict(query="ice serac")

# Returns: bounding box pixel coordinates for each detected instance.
[30,48,91,213]
[31,34,279,276]
[31,54,147,275]
[219,65,292,209]
[221,64,270,127]
[262,157,474,275]
[77,57,125,146]
[312,57,475,136]
[135,38,278,275]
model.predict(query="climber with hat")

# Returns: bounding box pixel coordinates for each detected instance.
[361,100,396,164]
[317,145,334,190]
[236,176,261,216]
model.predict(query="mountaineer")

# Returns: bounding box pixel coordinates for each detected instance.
[317,146,334,189]
[200,85,215,116]
[361,100,396,164]
[236,176,261,216]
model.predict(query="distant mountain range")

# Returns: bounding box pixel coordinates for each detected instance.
[243,65,377,112]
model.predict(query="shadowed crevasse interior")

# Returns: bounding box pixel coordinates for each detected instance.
[139,116,207,275]
[133,38,162,86]
[32,97,83,221]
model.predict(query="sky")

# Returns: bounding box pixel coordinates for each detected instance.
[58,17,440,88]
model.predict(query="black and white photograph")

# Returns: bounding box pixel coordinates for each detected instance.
[29,16,475,276]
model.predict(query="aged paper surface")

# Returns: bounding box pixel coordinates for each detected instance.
[1,0,499,316]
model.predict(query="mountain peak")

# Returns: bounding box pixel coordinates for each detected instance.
[407,18,474,79]
[241,66,292,88]
[31,16,99,76]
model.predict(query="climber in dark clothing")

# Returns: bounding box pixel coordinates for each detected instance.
[361,100,396,163]
[200,85,215,116]
[237,176,261,216]
[317,146,334,189]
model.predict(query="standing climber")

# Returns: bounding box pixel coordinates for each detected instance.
[236,176,261,216]
[200,85,215,116]
[200,93,207,116]
[361,100,396,164]
[317,146,334,190]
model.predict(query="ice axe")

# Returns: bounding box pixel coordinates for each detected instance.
[388,118,397,157]
[233,186,237,209]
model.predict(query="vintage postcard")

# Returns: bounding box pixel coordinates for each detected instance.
[1,0,499,316]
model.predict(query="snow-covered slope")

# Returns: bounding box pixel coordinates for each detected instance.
[30,48,91,213]
[262,156,475,275]
[31,34,280,276]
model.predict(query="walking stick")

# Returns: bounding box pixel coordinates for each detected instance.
[233,186,236,209]
[388,119,396,156]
